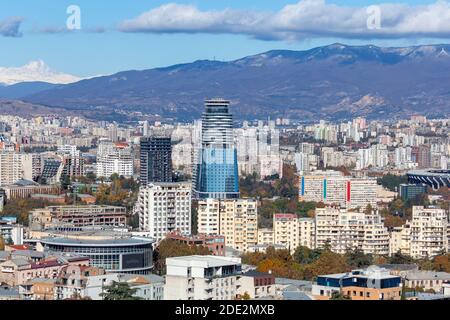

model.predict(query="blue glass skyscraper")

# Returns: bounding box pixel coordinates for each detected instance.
[193,99,240,199]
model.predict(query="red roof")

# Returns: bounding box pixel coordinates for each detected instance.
[7,245,30,251]
[274,213,297,219]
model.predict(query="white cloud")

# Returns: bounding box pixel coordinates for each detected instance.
[118,0,450,40]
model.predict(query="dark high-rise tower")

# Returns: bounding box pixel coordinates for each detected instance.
[140,136,173,186]
[193,99,239,199]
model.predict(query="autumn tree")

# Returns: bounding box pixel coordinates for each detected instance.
[303,251,350,279]
[153,239,211,275]
[433,254,450,272]
[0,236,5,251]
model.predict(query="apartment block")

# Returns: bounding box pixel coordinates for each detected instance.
[257,228,274,246]
[315,207,390,255]
[299,170,378,209]
[273,214,300,253]
[137,182,192,242]
[96,141,134,178]
[197,199,258,252]
[410,206,448,259]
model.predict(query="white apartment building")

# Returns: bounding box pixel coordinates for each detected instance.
[197,199,258,252]
[410,206,448,259]
[164,255,242,300]
[96,140,134,178]
[257,228,274,246]
[389,222,412,256]
[0,152,24,186]
[299,170,378,209]
[256,216,315,253]
[235,122,282,179]
[273,214,299,253]
[137,182,192,242]
[299,218,315,248]
[315,207,390,255]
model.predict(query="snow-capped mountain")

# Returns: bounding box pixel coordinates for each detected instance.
[0,60,81,85]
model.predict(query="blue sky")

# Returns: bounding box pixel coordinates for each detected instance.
[0,0,447,76]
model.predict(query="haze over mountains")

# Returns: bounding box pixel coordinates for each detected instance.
[2,43,450,121]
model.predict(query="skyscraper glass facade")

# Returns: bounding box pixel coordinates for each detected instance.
[193,99,239,199]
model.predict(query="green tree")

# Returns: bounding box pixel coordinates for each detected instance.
[389,252,415,265]
[344,249,373,269]
[293,246,322,264]
[330,291,351,300]
[100,281,142,300]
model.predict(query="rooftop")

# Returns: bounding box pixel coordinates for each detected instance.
[167,255,241,268]
[405,271,450,281]
[41,236,154,247]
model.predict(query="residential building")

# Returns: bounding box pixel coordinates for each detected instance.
[85,273,164,300]
[299,170,378,209]
[238,270,276,299]
[315,207,390,255]
[273,214,299,253]
[197,199,258,252]
[137,182,191,242]
[258,228,274,246]
[410,206,448,259]
[96,140,134,178]
[164,255,242,300]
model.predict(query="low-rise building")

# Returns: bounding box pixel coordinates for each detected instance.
[404,271,450,293]
[238,270,275,299]
[312,266,402,300]
[166,231,225,256]
[164,255,242,300]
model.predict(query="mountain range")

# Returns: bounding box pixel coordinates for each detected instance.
[2,43,450,121]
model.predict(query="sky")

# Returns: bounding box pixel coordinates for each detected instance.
[0,0,449,77]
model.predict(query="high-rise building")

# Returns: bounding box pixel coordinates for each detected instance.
[0,152,23,186]
[140,136,172,186]
[137,182,191,242]
[197,198,258,252]
[417,145,432,169]
[96,141,134,178]
[273,214,300,253]
[193,99,239,200]
[235,121,282,179]
[410,206,448,259]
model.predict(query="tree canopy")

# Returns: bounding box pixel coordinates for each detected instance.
[100,281,142,300]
